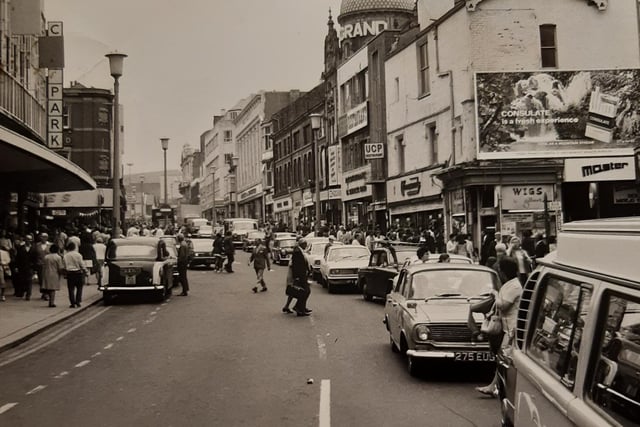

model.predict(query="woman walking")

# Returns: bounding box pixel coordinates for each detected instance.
[42,244,64,307]
[63,242,88,308]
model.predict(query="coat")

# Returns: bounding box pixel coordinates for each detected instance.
[291,246,308,283]
[42,253,64,291]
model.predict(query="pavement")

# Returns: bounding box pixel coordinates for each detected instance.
[0,277,102,353]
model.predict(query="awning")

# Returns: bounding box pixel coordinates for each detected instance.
[389,200,443,216]
[0,126,96,192]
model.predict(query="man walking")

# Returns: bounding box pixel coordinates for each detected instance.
[291,239,311,316]
[248,238,271,293]
[223,231,235,273]
[176,234,190,296]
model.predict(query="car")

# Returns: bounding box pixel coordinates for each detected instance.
[271,237,297,265]
[307,240,342,281]
[99,237,174,304]
[223,218,259,247]
[357,246,417,301]
[243,230,266,252]
[383,262,500,376]
[272,232,298,240]
[319,245,371,293]
[188,237,215,268]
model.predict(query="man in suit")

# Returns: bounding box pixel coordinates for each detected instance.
[223,231,235,273]
[176,234,190,296]
[291,239,311,316]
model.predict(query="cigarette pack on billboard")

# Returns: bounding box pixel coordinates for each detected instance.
[585,86,619,143]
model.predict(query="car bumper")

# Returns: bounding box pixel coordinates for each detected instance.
[407,349,495,361]
[189,257,215,265]
[99,285,165,291]
[326,275,358,285]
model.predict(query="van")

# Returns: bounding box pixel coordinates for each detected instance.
[498,217,640,427]
[222,218,259,247]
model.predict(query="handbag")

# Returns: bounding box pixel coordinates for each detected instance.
[285,282,306,299]
[480,303,503,336]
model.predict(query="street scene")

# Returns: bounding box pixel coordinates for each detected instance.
[1,0,640,426]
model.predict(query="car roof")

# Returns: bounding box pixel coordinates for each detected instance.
[403,263,495,274]
[111,237,160,246]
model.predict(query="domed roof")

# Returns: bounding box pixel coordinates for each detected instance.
[340,0,415,15]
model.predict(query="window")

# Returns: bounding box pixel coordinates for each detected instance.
[393,77,400,103]
[590,293,640,425]
[528,276,593,389]
[293,131,300,151]
[224,130,232,142]
[540,24,557,68]
[427,124,438,164]
[396,135,405,174]
[417,39,430,96]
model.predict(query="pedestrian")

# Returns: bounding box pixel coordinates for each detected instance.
[212,233,225,272]
[521,230,535,258]
[446,233,458,254]
[42,244,64,307]
[33,232,50,300]
[79,232,97,285]
[506,236,532,285]
[438,253,450,263]
[93,236,107,286]
[248,238,271,293]
[176,234,190,296]
[63,241,88,308]
[223,231,235,273]
[290,238,311,316]
[324,235,336,258]
[14,236,33,299]
[533,232,549,263]
[452,234,472,259]
[0,242,9,302]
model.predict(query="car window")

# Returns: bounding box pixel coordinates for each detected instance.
[589,292,640,425]
[278,239,296,248]
[191,240,213,251]
[408,269,497,299]
[108,244,156,259]
[395,270,407,294]
[327,247,369,262]
[528,276,593,390]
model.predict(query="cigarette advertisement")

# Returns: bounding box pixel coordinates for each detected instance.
[475,69,640,159]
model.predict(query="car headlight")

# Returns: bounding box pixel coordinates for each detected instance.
[415,325,431,342]
[329,269,338,275]
[281,249,287,255]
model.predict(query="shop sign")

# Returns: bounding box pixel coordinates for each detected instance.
[339,20,388,41]
[240,184,262,201]
[564,156,635,182]
[51,209,66,217]
[364,142,384,160]
[342,166,372,202]
[273,197,292,214]
[501,222,516,237]
[501,185,554,211]
[42,189,113,208]
[328,188,342,199]
[387,169,442,204]
[302,190,314,208]
[345,102,368,136]
[475,69,640,160]
[451,189,465,214]
[265,194,273,205]
[328,145,341,186]
[614,184,640,204]
[46,22,64,150]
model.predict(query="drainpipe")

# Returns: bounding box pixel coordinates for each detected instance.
[434,24,456,165]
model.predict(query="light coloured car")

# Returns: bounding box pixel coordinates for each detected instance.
[319,245,370,293]
[196,224,214,237]
[384,263,499,376]
[243,230,266,252]
[307,240,342,280]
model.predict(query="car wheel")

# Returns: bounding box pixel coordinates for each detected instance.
[362,281,373,302]
[407,354,420,377]
[156,289,166,302]
[327,281,334,294]
[390,335,399,353]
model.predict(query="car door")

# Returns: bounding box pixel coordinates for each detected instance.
[373,248,398,297]
[359,251,378,292]
[386,269,408,345]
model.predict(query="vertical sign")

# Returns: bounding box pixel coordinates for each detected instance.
[328,145,340,186]
[47,22,64,150]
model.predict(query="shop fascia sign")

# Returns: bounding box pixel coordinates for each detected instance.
[339,20,388,41]
[345,102,368,136]
[42,189,113,208]
[46,21,64,150]
[302,189,314,207]
[240,184,262,201]
[501,185,554,211]
[564,156,635,182]
[342,166,372,201]
[387,169,442,204]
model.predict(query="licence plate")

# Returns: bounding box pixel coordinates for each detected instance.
[454,352,495,362]
[125,275,137,285]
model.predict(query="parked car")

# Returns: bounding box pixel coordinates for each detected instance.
[243,230,266,252]
[188,237,215,268]
[307,240,341,281]
[357,246,417,301]
[384,262,499,376]
[319,245,370,293]
[100,237,174,305]
[271,237,297,265]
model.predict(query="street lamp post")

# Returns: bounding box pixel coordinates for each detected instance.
[231,156,239,217]
[310,113,322,236]
[140,175,144,220]
[160,137,170,228]
[106,51,127,237]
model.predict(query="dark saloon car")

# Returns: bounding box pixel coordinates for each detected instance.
[357,246,417,301]
[188,237,215,268]
[272,237,297,265]
[100,237,174,304]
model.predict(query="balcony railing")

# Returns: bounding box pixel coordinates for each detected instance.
[0,68,46,141]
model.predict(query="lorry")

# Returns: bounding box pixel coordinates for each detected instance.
[176,204,202,227]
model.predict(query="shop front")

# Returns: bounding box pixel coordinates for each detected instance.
[41,188,113,229]
[320,188,343,227]
[342,165,372,227]
[238,183,263,220]
[273,196,292,229]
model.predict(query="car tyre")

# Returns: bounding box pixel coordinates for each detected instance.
[362,281,373,302]
[390,335,400,353]
[407,354,420,377]
[327,281,335,294]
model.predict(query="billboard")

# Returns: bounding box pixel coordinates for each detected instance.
[475,69,640,159]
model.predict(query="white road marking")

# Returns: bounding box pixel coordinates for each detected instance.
[316,335,327,360]
[319,379,331,427]
[0,403,18,414]
[91,352,102,358]
[127,328,136,333]
[53,371,69,379]
[104,343,114,350]
[149,311,157,316]
[26,385,47,395]
[161,302,168,306]
[0,307,111,369]
[116,336,124,341]
[75,360,90,368]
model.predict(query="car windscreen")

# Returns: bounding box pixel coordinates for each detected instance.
[327,247,369,262]
[395,250,416,263]
[277,239,296,248]
[408,269,497,299]
[191,239,213,251]
[109,244,156,259]
[311,243,328,255]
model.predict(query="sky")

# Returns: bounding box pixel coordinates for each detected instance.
[44,0,342,174]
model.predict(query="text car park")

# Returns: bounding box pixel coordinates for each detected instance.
[384,262,500,376]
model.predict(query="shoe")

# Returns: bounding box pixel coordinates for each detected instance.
[69,304,76,308]
[49,304,56,308]
[304,308,312,313]
[252,287,258,293]
[282,307,293,314]
[296,310,310,317]
[260,287,268,292]
[475,386,497,397]
[76,303,81,307]
[179,292,188,296]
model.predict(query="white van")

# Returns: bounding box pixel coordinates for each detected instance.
[499,217,640,427]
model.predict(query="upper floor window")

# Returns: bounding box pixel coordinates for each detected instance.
[417,39,430,96]
[223,130,232,142]
[540,24,557,68]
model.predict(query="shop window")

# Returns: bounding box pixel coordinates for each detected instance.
[540,24,557,68]
[589,293,640,425]
[528,276,593,390]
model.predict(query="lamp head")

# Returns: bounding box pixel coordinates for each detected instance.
[160,137,170,151]
[105,52,127,78]
[309,113,322,131]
